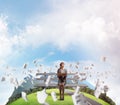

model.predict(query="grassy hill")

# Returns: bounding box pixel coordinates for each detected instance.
[9,89,109,105]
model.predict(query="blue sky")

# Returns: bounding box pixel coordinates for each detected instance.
[0,0,120,105]
[0,0,95,66]
[0,0,50,20]
[8,43,94,67]
[0,0,52,37]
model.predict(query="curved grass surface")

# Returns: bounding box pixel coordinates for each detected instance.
[9,89,109,105]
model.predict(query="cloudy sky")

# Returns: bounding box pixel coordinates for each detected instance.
[0,0,120,105]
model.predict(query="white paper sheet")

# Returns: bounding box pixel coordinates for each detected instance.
[37,89,48,104]
[21,91,28,102]
[45,76,51,87]
[51,91,57,101]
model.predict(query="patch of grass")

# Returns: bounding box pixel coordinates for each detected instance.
[9,89,109,105]
[46,89,73,105]
[9,89,73,105]
[9,93,38,105]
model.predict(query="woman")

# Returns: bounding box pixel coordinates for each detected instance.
[57,62,67,100]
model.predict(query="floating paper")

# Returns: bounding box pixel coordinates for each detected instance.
[33,59,37,64]
[74,86,80,95]
[21,92,28,102]
[72,93,92,105]
[94,79,104,98]
[23,63,27,69]
[51,91,57,101]
[1,77,6,82]
[45,76,51,87]
[101,56,107,62]
[103,85,109,93]
[37,89,48,104]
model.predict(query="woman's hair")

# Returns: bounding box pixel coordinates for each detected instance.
[60,62,64,66]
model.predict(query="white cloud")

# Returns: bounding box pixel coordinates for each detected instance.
[15,0,120,53]
[19,25,48,48]
[0,35,13,58]
[0,16,23,60]
[0,15,8,35]
[0,0,120,59]
[0,16,13,59]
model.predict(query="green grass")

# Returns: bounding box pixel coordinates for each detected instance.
[9,89,73,105]
[9,89,109,105]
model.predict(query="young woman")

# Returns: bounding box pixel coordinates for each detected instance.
[57,62,67,100]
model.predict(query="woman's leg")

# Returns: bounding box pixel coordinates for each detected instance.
[61,83,65,100]
[58,83,62,100]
